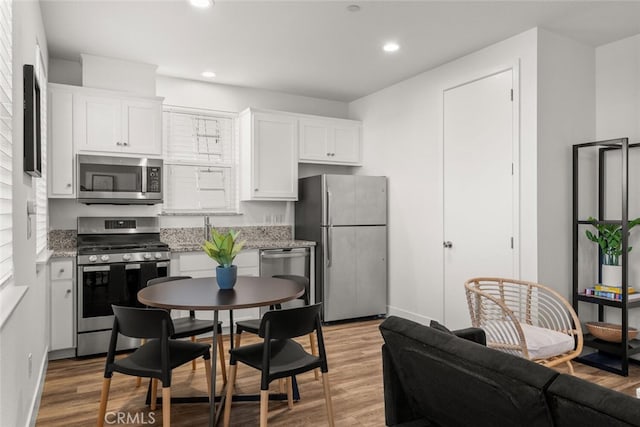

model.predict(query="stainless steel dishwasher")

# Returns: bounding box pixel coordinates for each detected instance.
[259,247,312,312]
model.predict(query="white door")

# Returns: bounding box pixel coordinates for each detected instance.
[443,69,516,330]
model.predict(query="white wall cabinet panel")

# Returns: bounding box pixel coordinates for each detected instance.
[240,109,298,201]
[299,117,361,165]
[49,258,74,352]
[48,85,75,197]
[74,90,162,156]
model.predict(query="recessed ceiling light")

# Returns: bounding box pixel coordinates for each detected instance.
[201,71,216,78]
[190,0,213,8]
[383,42,400,53]
[346,4,361,12]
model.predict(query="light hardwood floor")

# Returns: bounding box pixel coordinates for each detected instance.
[37,319,640,426]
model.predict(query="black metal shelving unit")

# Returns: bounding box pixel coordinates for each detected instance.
[572,138,640,376]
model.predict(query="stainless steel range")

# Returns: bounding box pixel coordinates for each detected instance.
[76,217,170,356]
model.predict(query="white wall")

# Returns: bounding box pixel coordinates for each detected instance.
[348,28,539,325]
[537,29,596,298]
[595,34,640,333]
[0,2,49,426]
[46,70,351,230]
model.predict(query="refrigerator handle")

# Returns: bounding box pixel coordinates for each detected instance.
[326,189,332,227]
[326,226,332,268]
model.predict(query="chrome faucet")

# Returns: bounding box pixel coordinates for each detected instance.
[204,216,211,241]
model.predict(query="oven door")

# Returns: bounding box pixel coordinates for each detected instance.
[77,261,169,332]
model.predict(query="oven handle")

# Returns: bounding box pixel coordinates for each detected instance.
[81,265,110,272]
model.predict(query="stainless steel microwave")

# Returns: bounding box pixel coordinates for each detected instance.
[77,155,163,204]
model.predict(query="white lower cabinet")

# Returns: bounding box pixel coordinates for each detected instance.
[172,250,260,325]
[49,259,75,354]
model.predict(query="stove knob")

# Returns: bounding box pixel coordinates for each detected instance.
[154,252,162,259]
[122,254,132,261]
[100,255,110,262]
[143,253,152,260]
[88,255,98,263]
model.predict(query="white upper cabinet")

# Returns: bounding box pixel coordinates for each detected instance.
[74,89,162,156]
[240,109,298,201]
[299,117,362,165]
[48,84,75,198]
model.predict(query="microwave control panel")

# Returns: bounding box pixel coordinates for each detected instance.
[147,167,162,193]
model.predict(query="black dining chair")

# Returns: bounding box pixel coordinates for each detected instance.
[97,305,212,427]
[234,275,319,380]
[144,276,227,384]
[223,303,335,427]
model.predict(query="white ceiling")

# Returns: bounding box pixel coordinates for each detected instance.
[40,1,640,102]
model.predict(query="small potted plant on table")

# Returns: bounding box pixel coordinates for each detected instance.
[202,228,245,289]
[585,216,640,287]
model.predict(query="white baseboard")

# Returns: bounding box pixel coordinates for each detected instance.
[27,346,48,427]
[386,306,436,326]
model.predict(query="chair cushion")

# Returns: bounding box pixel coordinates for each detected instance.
[484,320,575,360]
[519,323,575,360]
[236,318,261,334]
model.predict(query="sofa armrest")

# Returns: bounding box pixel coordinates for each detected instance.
[382,344,427,426]
[453,327,486,346]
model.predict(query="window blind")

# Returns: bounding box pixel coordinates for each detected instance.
[0,0,12,286]
[35,43,47,255]
[163,107,238,213]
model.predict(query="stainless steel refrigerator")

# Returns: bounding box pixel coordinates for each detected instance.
[295,174,387,322]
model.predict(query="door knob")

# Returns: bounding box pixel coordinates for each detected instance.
[443,241,453,248]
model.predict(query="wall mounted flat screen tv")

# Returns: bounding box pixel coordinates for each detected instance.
[23,64,42,177]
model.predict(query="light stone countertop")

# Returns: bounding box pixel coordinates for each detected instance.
[48,226,315,258]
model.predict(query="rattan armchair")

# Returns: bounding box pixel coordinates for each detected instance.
[465,277,583,374]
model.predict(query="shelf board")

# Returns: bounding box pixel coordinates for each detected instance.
[577,294,640,308]
[582,334,640,356]
[575,352,633,376]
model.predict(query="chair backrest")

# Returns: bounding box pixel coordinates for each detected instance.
[112,305,175,339]
[272,274,310,305]
[147,275,192,287]
[259,303,321,339]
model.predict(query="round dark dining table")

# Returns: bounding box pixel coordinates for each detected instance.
[137,275,305,426]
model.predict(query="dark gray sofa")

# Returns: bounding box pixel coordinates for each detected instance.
[380,316,640,427]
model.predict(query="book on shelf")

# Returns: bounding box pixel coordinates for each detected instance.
[583,288,640,301]
[594,285,636,294]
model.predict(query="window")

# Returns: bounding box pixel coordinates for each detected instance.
[0,0,12,286]
[163,107,238,213]
[35,41,47,255]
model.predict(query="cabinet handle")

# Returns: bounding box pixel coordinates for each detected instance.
[59,268,65,273]
[123,142,129,146]
[66,183,71,187]
[65,289,71,295]
[326,153,330,156]
[116,142,122,146]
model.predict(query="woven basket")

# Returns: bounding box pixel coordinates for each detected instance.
[585,321,638,343]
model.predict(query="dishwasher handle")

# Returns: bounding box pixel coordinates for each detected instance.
[260,248,309,260]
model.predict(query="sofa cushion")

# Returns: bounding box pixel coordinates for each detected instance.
[380,316,558,427]
[546,373,640,427]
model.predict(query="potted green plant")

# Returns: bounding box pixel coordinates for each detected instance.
[585,216,640,287]
[202,228,245,289]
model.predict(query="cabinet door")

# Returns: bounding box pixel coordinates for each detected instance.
[121,99,162,156]
[331,124,361,164]
[251,113,298,200]
[299,119,330,162]
[75,94,122,152]
[48,88,75,197]
[51,279,74,350]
